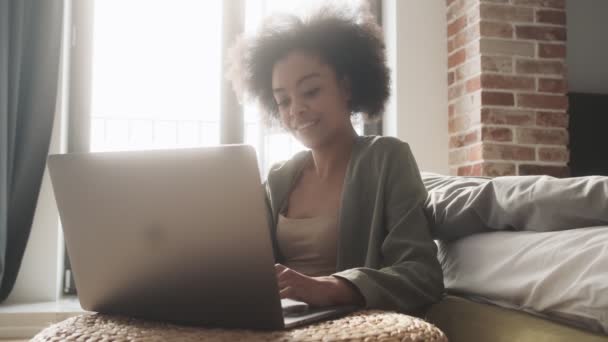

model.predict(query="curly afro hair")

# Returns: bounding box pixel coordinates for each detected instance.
[226,4,390,126]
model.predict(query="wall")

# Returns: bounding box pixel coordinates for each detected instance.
[447,0,569,177]
[383,0,450,175]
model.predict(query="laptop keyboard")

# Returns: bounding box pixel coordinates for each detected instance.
[281,298,309,316]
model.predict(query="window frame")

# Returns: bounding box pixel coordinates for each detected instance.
[63,0,382,295]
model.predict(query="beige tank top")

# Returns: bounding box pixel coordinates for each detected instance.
[276,214,338,277]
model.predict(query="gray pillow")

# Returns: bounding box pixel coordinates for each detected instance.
[421,172,608,241]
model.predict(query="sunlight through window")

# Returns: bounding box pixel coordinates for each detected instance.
[89,0,364,177]
[90,0,222,152]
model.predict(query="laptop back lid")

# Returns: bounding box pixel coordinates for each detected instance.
[47,145,284,329]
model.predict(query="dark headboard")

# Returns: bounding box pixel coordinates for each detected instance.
[568,92,608,177]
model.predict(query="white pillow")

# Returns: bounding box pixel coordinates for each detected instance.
[421,172,608,241]
[438,226,608,334]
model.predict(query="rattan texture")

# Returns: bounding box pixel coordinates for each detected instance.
[32,310,447,341]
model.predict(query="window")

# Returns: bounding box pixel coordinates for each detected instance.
[86,0,368,176]
[89,0,222,153]
[65,0,376,294]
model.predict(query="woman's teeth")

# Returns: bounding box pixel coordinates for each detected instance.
[297,120,318,131]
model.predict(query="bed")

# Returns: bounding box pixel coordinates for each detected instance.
[421,172,608,339]
[427,295,608,342]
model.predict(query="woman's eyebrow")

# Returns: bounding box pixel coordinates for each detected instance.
[296,73,321,86]
[273,73,321,93]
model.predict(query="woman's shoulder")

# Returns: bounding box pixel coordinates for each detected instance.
[355,135,425,194]
[265,150,310,184]
[268,150,309,172]
[265,135,416,183]
[355,135,415,161]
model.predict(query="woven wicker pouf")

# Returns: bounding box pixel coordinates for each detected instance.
[32,310,447,341]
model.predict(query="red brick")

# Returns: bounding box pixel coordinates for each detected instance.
[453,92,482,115]
[481,55,513,73]
[516,60,564,75]
[451,146,483,166]
[447,0,458,6]
[448,0,475,22]
[458,163,485,176]
[466,76,482,92]
[538,147,569,162]
[450,129,481,148]
[448,49,467,69]
[448,39,455,53]
[515,26,566,41]
[448,72,455,86]
[517,93,568,110]
[449,115,474,133]
[480,4,534,22]
[512,0,565,9]
[482,74,535,90]
[482,91,515,106]
[467,4,481,25]
[455,58,482,81]
[536,9,566,25]
[450,149,466,165]
[539,43,566,58]
[482,127,514,142]
[473,163,484,176]
[449,84,465,101]
[538,78,567,93]
[480,21,513,38]
[467,144,483,162]
[483,143,535,161]
[454,25,480,50]
[449,104,455,117]
[466,40,481,60]
[448,16,467,37]
[481,108,536,126]
[480,38,535,57]
[457,164,473,176]
[518,164,569,177]
[536,111,568,128]
[483,162,516,177]
[516,127,568,145]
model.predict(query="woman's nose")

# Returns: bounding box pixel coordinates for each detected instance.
[289,97,306,118]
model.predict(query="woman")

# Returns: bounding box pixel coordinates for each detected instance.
[227,6,444,314]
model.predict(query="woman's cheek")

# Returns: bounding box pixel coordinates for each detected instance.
[279,111,292,131]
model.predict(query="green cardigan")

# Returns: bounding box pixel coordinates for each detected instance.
[263,135,444,313]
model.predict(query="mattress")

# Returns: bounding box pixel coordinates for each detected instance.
[437,226,608,335]
[426,295,608,342]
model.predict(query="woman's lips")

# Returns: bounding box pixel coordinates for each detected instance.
[296,120,319,131]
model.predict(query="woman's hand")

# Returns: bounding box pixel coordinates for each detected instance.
[275,264,364,307]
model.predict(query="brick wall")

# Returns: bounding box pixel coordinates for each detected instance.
[447,0,569,177]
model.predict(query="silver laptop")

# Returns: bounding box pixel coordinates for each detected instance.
[47,145,356,330]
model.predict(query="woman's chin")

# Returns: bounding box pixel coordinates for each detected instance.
[295,134,323,150]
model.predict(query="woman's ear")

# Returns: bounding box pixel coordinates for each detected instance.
[339,76,353,113]
[340,76,352,101]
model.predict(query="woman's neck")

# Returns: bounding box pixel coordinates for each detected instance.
[309,127,357,181]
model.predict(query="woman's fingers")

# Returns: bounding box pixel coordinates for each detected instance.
[276,264,300,282]
[274,263,287,273]
[280,286,297,300]
[276,264,294,289]
[274,267,339,307]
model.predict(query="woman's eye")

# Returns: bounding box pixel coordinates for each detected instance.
[277,99,290,108]
[303,88,320,98]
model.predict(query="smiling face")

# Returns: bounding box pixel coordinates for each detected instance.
[271,50,354,149]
